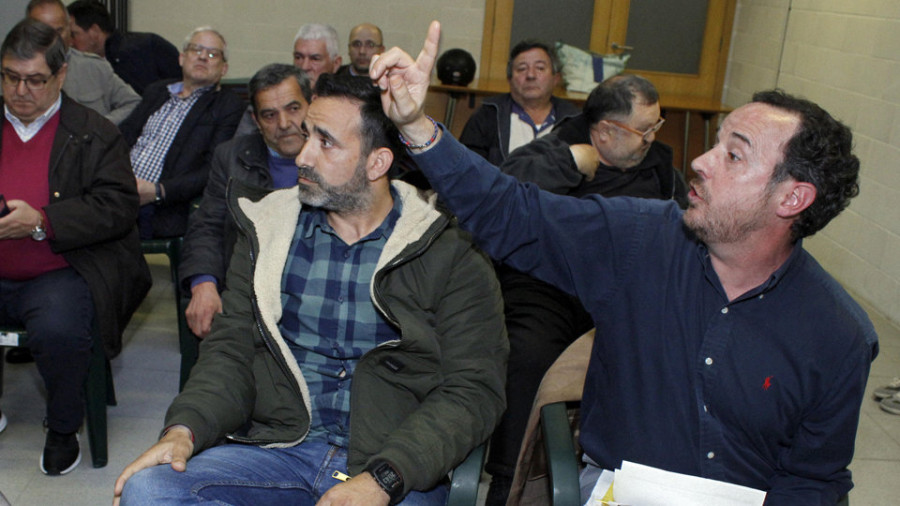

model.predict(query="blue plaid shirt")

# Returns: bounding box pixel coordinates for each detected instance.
[278,195,402,447]
[130,82,211,182]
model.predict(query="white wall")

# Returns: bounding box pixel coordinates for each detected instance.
[724,0,900,326]
[1,0,30,47]
[129,0,486,79]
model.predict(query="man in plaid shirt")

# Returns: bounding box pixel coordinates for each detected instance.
[115,74,507,506]
[118,26,244,239]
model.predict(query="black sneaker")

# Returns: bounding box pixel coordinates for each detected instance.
[40,430,81,475]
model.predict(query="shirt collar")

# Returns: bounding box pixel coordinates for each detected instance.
[167,81,214,99]
[696,238,805,302]
[511,99,557,133]
[4,94,62,142]
[267,146,294,160]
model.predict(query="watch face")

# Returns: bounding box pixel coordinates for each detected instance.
[32,228,47,241]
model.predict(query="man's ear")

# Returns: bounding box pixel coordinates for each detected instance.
[366,146,394,181]
[777,181,816,219]
[589,123,610,146]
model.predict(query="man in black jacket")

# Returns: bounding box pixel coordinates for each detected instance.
[459,40,579,166]
[483,74,688,505]
[179,63,311,338]
[66,0,181,95]
[118,26,244,239]
[0,19,150,476]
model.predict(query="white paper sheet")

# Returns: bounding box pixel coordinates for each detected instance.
[585,461,766,506]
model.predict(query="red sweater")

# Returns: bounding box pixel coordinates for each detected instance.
[0,115,70,280]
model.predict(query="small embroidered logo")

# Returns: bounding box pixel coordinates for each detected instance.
[763,376,773,391]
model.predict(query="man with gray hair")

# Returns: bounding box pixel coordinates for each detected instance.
[180,64,312,340]
[293,23,341,87]
[0,18,150,475]
[118,26,244,239]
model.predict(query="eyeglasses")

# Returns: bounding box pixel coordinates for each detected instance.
[0,70,55,91]
[350,40,381,50]
[605,116,666,140]
[184,43,225,60]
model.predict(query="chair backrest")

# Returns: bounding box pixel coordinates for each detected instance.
[507,329,594,506]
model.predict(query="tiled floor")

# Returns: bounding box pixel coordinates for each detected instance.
[0,254,899,505]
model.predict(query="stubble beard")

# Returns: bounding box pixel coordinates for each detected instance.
[296,162,372,214]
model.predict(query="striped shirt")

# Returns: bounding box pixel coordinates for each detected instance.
[130,82,211,182]
[278,195,402,447]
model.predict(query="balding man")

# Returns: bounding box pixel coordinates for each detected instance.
[118,27,244,239]
[337,23,384,77]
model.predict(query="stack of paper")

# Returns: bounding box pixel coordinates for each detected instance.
[586,461,766,506]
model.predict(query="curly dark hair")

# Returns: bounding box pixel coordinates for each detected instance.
[753,89,860,241]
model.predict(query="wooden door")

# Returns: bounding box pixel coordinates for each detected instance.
[480,0,736,102]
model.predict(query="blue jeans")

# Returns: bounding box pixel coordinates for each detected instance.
[122,441,449,505]
[0,267,94,433]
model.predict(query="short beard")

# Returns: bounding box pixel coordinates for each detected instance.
[296,162,372,214]
[682,180,773,244]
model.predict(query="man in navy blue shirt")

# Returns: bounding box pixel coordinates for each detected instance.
[372,23,878,505]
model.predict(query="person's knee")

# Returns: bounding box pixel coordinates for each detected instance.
[120,466,172,505]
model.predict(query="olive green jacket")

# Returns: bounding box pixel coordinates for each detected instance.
[165,179,507,496]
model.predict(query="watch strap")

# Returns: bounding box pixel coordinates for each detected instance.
[365,460,404,505]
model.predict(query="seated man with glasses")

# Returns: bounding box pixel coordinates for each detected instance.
[480,74,688,505]
[0,19,150,475]
[337,23,384,78]
[118,26,244,239]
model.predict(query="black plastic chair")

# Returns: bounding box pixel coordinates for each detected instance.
[540,401,582,506]
[141,237,197,389]
[0,324,116,468]
[447,442,487,506]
